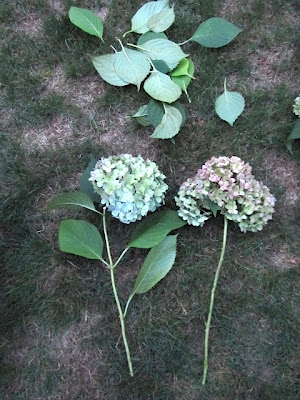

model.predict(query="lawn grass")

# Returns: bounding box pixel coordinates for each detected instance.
[1,0,299,399]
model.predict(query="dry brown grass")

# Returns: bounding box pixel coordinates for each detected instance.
[2,314,109,400]
[15,13,44,38]
[262,151,299,212]
[269,244,298,271]
[218,0,297,89]
[247,47,295,89]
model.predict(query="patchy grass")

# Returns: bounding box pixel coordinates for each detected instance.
[1,0,300,399]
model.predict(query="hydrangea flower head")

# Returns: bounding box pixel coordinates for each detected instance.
[293,95,300,118]
[176,156,276,232]
[89,154,168,223]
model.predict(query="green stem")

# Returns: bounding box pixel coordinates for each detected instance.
[114,247,129,269]
[109,263,134,377]
[102,208,134,377]
[178,38,190,46]
[202,215,228,385]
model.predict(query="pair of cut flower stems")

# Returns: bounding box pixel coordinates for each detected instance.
[102,206,228,383]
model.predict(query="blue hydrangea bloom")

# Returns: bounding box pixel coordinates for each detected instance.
[89,154,168,223]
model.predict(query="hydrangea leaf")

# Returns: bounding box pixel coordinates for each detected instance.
[147,99,185,127]
[170,58,190,77]
[144,70,182,103]
[69,7,104,41]
[59,220,103,260]
[173,101,186,126]
[47,191,99,213]
[286,119,300,152]
[130,0,169,34]
[152,60,171,73]
[114,47,151,88]
[92,54,129,87]
[136,39,188,70]
[147,6,175,33]
[215,79,245,125]
[171,59,195,96]
[190,17,243,48]
[128,210,186,248]
[137,31,167,46]
[150,103,182,139]
[132,105,152,127]
[147,99,165,126]
[204,199,222,217]
[80,156,101,202]
[131,235,177,293]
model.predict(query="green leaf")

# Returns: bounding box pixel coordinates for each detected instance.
[132,105,151,127]
[171,59,195,96]
[59,220,103,260]
[215,79,245,126]
[190,17,242,48]
[147,99,165,127]
[150,104,182,139]
[136,39,188,70]
[128,210,186,248]
[69,7,104,41]
[147,99,185,127]
[130,0,169,34]
[170,58,190,77]
[144,70,182,103]
[147,6,175,33]
[80,156,100,203]
[172,101,186,127]
[47,191,99,213]
[152,60,171,73]
[131,235,177,294]
[137,31,167,46]
[286,119,300,152]
[92,54,129,87]
[204,199,222,217]
[115,47,151,88]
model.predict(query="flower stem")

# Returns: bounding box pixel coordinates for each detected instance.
[109,263,134,377]
[202,215,228,385]
[102,209,134,377]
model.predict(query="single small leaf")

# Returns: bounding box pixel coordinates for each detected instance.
[144,70,182,103]
[47,191,98,213]
[132,105,152,127]
[150,104,182,139]
[147,99,165,127]
[204,199,222,217]
[170,58,190,77]
[172,101,186,127]
[152,60,171,73]
[69,7,104,40]
[92,54,129,87]
[59,220,103,260]
[171,59,195,91]
[131,235,177,294]
[137,31,167,46]
[80,156,100,203]
[115,47,151,88]
[137,39,188,70]
[128,210,186,248]
[147,6,175,33]
[130,0,169,34]
[215,80,245,125]
[286,119,300,152]
[147,99,185,127]
[190,17,243,48]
